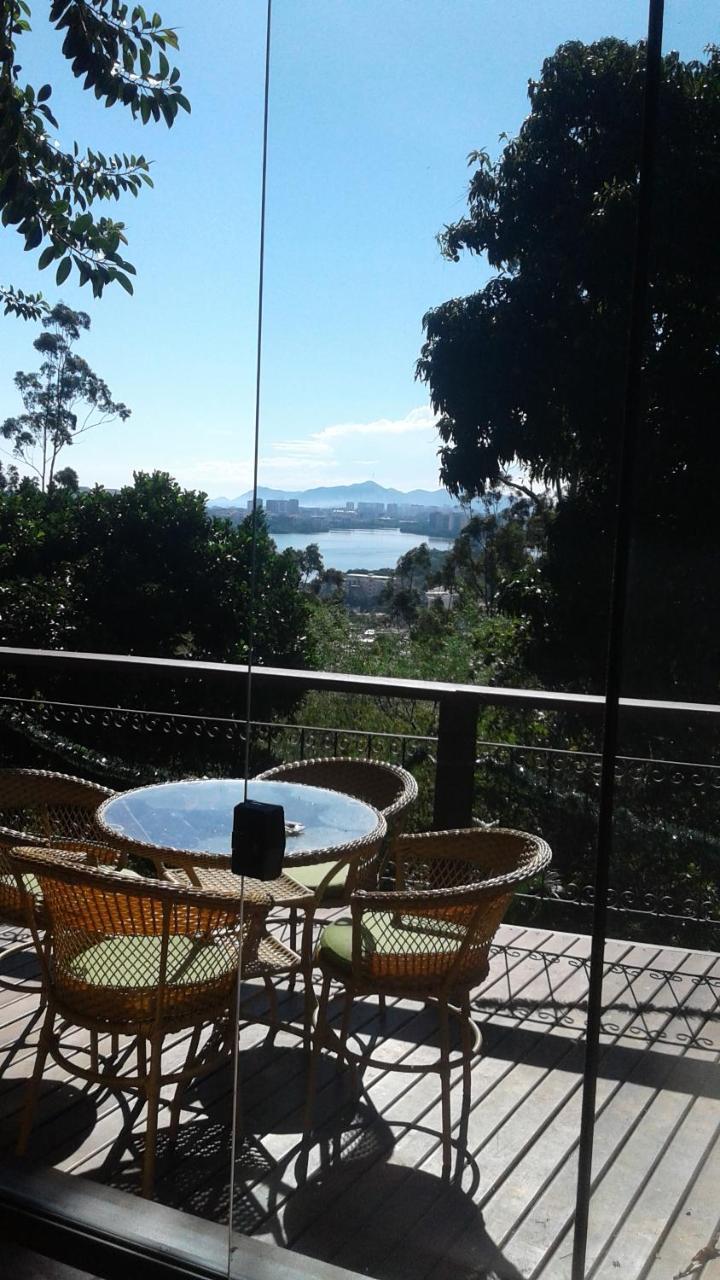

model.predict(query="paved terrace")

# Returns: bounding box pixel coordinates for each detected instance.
[1,916,719,1280]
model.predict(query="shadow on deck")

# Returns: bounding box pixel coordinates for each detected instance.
[1,920,719,1280]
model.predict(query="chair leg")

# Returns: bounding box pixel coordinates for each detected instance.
[301,907,317,1052]
[90,1030,99,1075]
[169,1024,201,1140]
[17,1001,55,1154]
[39,930,51,1010]
[304,971,331,1138]
[438,997,452,1181]
[457,991,472,1182]
[339,984,360,1099]
[338,984,354,1061]
[263,974,279,1039]
[302,964,314,1053]
[142,1033,163,1199]
[287,907,298,992]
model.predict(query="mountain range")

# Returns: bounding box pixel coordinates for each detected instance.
[207,480,465,510]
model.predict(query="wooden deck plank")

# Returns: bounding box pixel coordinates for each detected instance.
[255,928,586,1257]
[591,1102,720,1279]
[150,993,427,1222]
[286,932,613,1276]
[643,1129,720,1280]
[502,949,720,1280]
[420,944,703,1280]
[0,923,718,1280]
[235,926,549,1239]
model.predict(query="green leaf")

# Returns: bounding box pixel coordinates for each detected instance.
[116,272,134,295]
[56,257,72,286]
[38,245,56,271]
[38,84,52,102]
[24,223,43,251]
[176,93,191,114]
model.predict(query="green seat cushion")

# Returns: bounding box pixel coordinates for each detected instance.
[65,933,236,990]
[0,871,41,898]
[289,860,348,898]
[319,910,461,972]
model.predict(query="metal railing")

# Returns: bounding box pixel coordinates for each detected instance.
[1,645,719,945]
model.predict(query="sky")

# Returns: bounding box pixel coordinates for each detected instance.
[0,0,714,497]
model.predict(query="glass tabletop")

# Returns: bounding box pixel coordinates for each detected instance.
[98,777,385,860]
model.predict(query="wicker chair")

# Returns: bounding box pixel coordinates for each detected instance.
[254,756,418,905]
[305,826,551,1179]
[0,768,113,983]
[97,814,387,1041]
[8,843,270,1197]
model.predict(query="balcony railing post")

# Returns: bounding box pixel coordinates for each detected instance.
[433,695,478,829]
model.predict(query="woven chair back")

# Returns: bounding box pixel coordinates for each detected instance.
[9,845,267,1027]
[255,756,418,831]
[0,769,113,925]
[351,827,551,992]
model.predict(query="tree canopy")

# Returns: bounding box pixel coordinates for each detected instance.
[0,470,312,667]
[0,470,315,774]
[0,0,189,317]
[417,39,720,700]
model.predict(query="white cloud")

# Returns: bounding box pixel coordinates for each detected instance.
[173,405,442,494]
[311,405,437,443]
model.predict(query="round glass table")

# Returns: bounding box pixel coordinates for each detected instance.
[97,777,386,864]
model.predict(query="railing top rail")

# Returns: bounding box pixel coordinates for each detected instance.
[1,646,718,719]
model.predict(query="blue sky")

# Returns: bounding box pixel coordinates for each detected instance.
[0,0,713,496]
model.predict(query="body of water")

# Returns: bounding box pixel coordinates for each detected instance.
[270,527,453,572]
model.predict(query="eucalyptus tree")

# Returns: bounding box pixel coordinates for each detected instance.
[1,301,130,489]
[0,0,189,318]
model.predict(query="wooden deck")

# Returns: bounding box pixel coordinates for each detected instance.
[1,916,719,1280]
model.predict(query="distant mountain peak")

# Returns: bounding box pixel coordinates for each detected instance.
[207,480,465,509]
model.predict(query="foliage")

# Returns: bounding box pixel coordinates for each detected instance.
[314,565,344,602]
[417,39,720,702]
[442,495,540,612]
[1,301,129,488]
[0,469,311,663]
[1,0,189,312]
[380,542,432,625]
[0,472,314,774]
[299,594,527,741]
[289,541,323,585]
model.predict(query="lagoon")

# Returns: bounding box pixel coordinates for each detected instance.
[269,527,453,572]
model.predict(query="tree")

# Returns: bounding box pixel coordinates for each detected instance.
[1,0,189,316]
[379,544,432,627]
[1,301,129,489]
[395,543,432,593]
[0,470,313,663]
[443,503,530,613]
[291,542,324,585]
[0,472,314,775]
[417,39,720,700]
[314,566,344,602]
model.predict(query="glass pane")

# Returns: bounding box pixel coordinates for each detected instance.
[227,4,649,1279]
[577,6,720,1279]
[0,0,257,1271]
